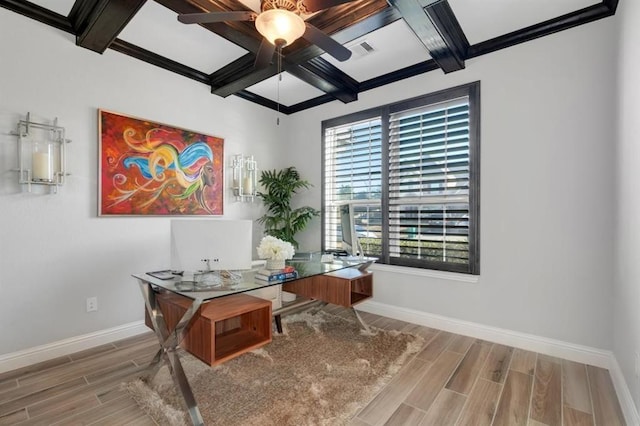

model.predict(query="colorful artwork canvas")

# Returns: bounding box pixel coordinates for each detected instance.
[99,110,224,216]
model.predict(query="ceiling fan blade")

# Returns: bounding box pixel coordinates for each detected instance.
[177,11,255,25]
[303,24,352,62]
[254,38,276,69]
[300,0,356,13]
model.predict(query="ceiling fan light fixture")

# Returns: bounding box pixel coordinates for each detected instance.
[255,9,306,47]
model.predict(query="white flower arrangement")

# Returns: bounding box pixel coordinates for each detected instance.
[256,236,295,260]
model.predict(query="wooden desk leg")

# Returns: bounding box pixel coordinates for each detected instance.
[137,280,205,426]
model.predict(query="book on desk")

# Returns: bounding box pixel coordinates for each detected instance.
[254,268,298,283]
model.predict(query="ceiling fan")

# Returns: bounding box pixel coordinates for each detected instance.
[177,0,355,69]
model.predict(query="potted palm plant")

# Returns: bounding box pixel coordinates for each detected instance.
[257,167,320,249]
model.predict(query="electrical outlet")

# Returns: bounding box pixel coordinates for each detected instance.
[86,297,98,312]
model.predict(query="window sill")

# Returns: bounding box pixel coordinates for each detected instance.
[368,263,479,283]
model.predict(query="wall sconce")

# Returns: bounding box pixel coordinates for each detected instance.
[231,154,258,201]
[12,112,70,193]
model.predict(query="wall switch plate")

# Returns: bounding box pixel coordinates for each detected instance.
[635,352,640,378]
[86,297,98,312]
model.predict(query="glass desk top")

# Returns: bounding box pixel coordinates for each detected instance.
[133,257,376,302]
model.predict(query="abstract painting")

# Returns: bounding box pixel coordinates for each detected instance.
[99,110,224,216]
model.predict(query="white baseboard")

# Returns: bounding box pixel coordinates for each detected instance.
[609,356,640,425]
[357,300,640,425]
[357,301,612,367]
[0,320,148,374]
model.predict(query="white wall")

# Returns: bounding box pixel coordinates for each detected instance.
[289,17,617,349]
[0,9,285,356]
[614,0,640,412]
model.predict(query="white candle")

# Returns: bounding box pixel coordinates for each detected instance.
[32,151,52,181]
[243,176,254,195]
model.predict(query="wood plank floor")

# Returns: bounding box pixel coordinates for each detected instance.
[0,307,626,425]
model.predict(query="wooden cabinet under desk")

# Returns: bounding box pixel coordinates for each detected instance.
[145,293,272,366]
[282,268,373,307]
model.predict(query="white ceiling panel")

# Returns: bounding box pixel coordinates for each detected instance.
[449,0,600,45]
[118,1,248,74]
[237,0,261,13]
[28,0,75,16]
[320,19,431,82]
[246,72,326,106]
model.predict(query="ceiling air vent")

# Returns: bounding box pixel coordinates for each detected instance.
[350,40,376,58]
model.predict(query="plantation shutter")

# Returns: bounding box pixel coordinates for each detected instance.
[321,82,479,274]
[388,97,471,271]
[324,118,382,251]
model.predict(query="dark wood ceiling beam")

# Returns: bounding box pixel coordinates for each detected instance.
[359,59,439,92]
[212,64,279,97]
[387,0,468,73]
[233,90,293,115]
[110,38,210,85]
[423,0,468,71]
[603,0,618,13]
[210,52,358,101]
[285,93,335,114]
[108,37,294,113]
[0,0,73,33]
[467,2,616,59]
[68,0,147,53]
[287,59,438,113]
[284,57,358,103]
[210,53,275,96]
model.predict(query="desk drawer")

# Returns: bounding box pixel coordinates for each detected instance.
[282,269,373,307]
[145,293,272,365]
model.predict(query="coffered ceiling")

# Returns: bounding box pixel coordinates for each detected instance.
[1,0,618,113]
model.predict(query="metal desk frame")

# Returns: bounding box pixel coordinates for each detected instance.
[137,280,205,424]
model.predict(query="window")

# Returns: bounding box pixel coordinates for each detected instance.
[322,82,480,274]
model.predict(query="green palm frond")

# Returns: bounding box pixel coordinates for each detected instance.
[257,167,319,248]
